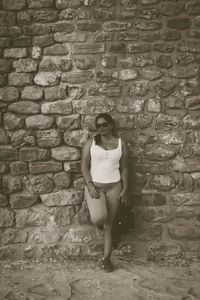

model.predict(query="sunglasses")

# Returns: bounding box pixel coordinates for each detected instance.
[96,122,108,129]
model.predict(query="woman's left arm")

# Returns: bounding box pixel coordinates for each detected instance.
[119,140,128,205]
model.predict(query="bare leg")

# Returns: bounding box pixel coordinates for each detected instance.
[103,182,121,259]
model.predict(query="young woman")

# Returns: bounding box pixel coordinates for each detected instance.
[81,113,128,272]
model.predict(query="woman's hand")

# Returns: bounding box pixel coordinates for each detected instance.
[119,189,128,205]
[87,182,100,199]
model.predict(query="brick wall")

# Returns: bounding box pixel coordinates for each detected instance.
[0,0,200,260]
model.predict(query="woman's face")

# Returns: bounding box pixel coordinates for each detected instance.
[96,117,113,135]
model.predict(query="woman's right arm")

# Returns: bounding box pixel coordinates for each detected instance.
[81,138,99,198]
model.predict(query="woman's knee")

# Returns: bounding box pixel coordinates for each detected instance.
[91,213,108,226]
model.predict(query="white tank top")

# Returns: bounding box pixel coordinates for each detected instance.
[90,138,122,183]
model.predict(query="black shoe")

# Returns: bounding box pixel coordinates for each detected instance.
[97,224,104,230]
[102,257,114,272]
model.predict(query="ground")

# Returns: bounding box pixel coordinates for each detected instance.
[0,256,200,300]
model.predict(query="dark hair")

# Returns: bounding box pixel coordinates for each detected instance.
[94,113,116,145]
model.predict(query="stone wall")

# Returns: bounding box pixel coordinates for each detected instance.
[0,0,200,261]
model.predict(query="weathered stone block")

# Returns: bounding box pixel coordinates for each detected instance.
[75,57,94,70]
[96,70,112,83]
[8,73,32,86]
[73,98,115,115]
[56,114,81,129]
[15,204,50,228]
[94,31,113,42]
[0,146,18,161]
[150,175,175,191]
[21,86,43,101]
[29,161,63,174]
[94,8,115,20]
[129,80,149,96]
[24,175,53,194]
[53,172,71,188]
[12,36,32,47]
[2,175,22,193]
[169,224,200,240]
[156,114,179,129]
[170,67,198,79]
[0,26,22,38]
[185,97,200,111]
[51,146,80,161]
[10,161,28,175]
[186,1,200,15]
[63,130,89,147]
[56,0,81,9]
[12,59,38,73]
[0,59,12,74]
[0,194,8,207]
[8,101,40,115]
[25,115,54,129]
[31,9,58,23]
[171,193,200,206]
[133,193,166,206]
[134,223,162,241]
[33,34,54,47]
[0,12,16,26]
[44,86,66,101]
[140,69,162,81]
[0,128,9,145]
[34,72,60,86]
[142,33,161,42]
[147,98,161,112]
[51,21,74,33]
[23,23,51,35]
[116,69,138,80]
[10,192,38,209]
[156,55,172,69]
[137,114,153,129]
[0,162,8,174]
[54,32,87,42]
[154,42,174,52]
[61,71,93,84]
[4,48,27,58]
[19,147,50,162]
[72,43,105,54]
[44,44,68,55]
[183,114,200,129]
[59,8,75,20]
[101,84,121,97]
[163,30,181,41]
[36,129,61,147]
[41,99,72,114]
[3,112,24,130]
[136,20,161,31]
[0,208,14,227]
[0,38,11,48]
[64,161,81,172]
[77,22,100,32]
[32,46,42,59]
[155,80,175,97]
[135,162,170,175]
[2,0,26,10]
[41,189,82,206]
[145,145,176,161]
[167,18,191,30]
[110,42,126,52]
[160,2,183,16]
[29,227,61,244]
[1,229,28,245]
[27,0,54,8]
[51,206,75,226]
[172,156,200,173]
[116,99,145,113]
[39,57,58,72]
[158,132,185,145]
[148,242,182,262]
[0,74,7,87]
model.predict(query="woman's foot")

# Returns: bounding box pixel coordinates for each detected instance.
[102,257,114,272]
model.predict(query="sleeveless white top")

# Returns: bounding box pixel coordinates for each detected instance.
[90,138,122,183]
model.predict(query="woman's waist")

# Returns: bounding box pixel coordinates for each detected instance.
[93,180,121,191]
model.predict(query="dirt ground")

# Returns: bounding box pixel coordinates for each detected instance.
[0,256,200,300]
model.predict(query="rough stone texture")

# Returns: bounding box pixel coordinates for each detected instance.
[0,0,200,260]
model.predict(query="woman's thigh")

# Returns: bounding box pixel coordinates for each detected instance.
[85,185,108,225]
[104,181,122,226]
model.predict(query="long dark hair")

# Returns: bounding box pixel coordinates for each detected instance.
[94,113,116,145]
